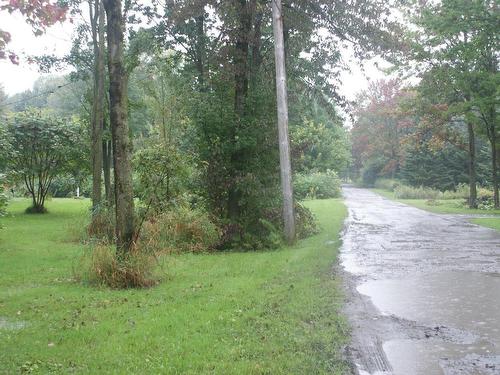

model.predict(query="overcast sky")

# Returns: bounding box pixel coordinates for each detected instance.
[0,10,387,102]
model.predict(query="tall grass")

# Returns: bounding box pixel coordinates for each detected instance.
[394,185,440,199]
[74,244,158,288]
[376,179,493,201]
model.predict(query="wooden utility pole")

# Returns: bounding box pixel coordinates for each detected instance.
[272,0,295,244]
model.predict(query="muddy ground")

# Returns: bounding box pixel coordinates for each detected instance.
[340,187,500,375]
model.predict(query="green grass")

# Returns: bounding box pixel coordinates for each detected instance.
[470,218,500,231]
[372,188,500,215]
[0,198,349,374]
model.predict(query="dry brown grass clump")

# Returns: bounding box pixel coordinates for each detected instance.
[138,206,220,254]
[75,244,157,289]
[86,210,115,242]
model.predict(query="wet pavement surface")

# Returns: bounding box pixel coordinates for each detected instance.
[340,187,500,375]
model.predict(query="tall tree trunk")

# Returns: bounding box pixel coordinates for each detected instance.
[103,97,113,204]
[97,0,106,202]
[103,138,112,202]
[272,0,295,244]
[103,0,135,254]
[90,0,103,212]
[490,128,499,209]
[467,120,477,208]
[228,0,253,223]
[489,56,499,209]
[250,5,263,79]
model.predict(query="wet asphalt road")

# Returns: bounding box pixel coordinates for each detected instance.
[340,186,500,375]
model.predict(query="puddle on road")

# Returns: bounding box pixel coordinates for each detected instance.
[358,271,500,374]
[383,339,500,375]
[0,316,27,330]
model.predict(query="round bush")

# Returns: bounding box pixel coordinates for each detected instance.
[294,170,341,200]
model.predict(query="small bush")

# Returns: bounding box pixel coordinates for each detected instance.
[477,186,493,201]
[251,202,319,250]
[75,244,157,289]
[294,202,320,239]
[394,185,440,200]
[139,205,220,253]
[25,205,48,214]
[294,170,341,200]
[374,178,400,192]
[474,189,495,210]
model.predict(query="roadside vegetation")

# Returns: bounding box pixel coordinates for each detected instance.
[373,187,500,216]
[372,179,500,213]
[0,198,348,374]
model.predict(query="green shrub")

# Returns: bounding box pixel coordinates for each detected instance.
[294,202,320,239]
[294,170,341,200]
[477,198,494,210]
[252,202,319,249]
[374,178,400,192]
[25,205,48,214]
[440,183,469,200]
[75,244,157,289]
[223,201,319,251]
[139,205,221,253]
[477,186,494,201]
[473,188,495,210]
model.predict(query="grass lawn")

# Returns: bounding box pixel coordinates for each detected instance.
[372,188,500,215]
[469,218,500,231]
[0,198,349,374]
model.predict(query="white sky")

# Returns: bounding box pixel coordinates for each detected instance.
[0,11,73,95]
[0,10,387,102]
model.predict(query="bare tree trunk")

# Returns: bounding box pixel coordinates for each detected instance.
[103,0,135,254]
[103,106,113,203]
[228,0,253,223]
[250,7,263,77]
[491,131,499,209]
[467,120,477,208]
[103,138,112,202]
[90,0,103,212]
[97,0,106,202]
[272,0,295,244]
[488,51,499,209]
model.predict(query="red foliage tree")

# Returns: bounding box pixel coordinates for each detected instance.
[0,0,67,64]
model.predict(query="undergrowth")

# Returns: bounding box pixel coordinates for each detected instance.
[74,244,158,289]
